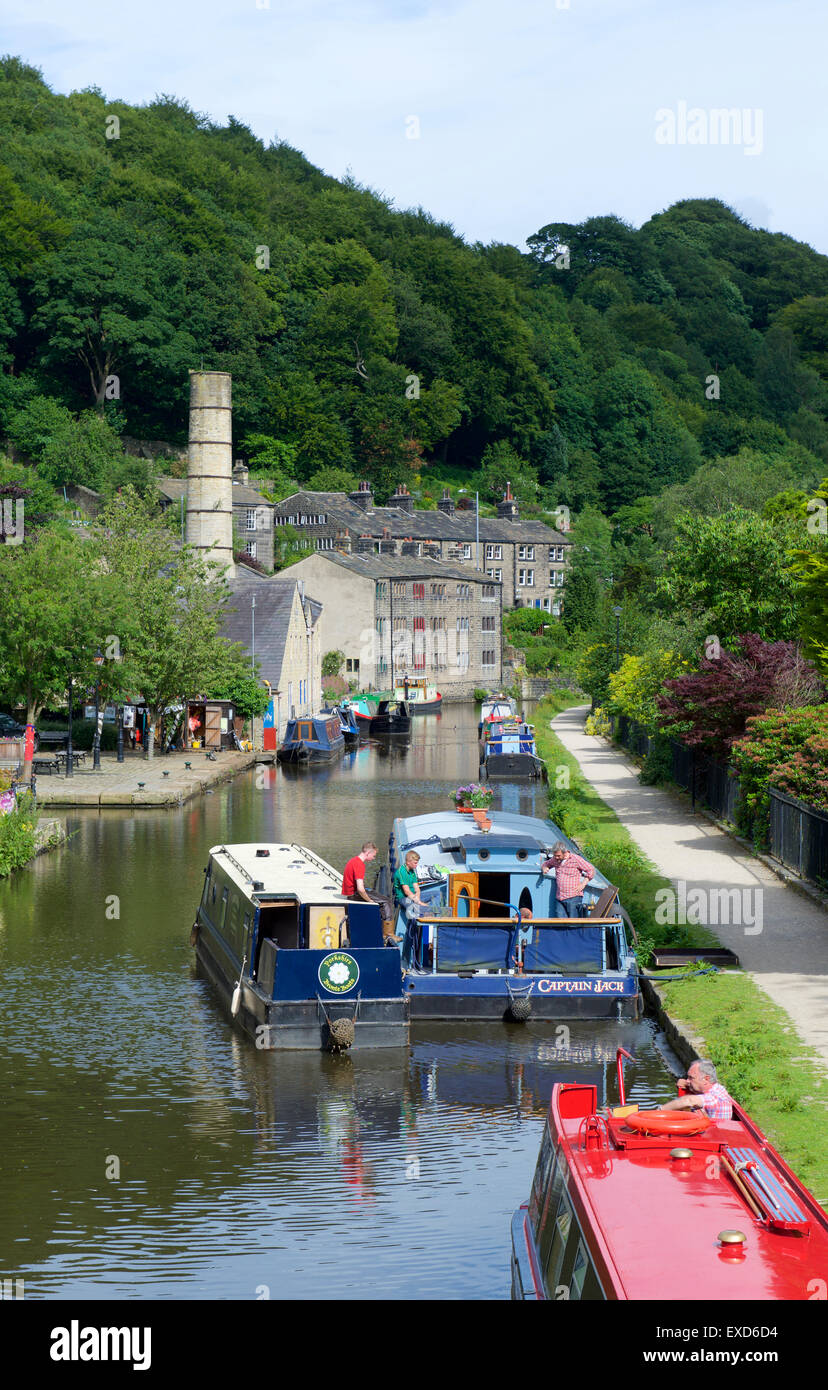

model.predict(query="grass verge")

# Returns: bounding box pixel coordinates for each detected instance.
[534,695,828,1203]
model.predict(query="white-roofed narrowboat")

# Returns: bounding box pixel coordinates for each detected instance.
[191,843,408,1050]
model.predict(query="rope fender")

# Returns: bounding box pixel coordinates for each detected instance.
[317,993,362,1052]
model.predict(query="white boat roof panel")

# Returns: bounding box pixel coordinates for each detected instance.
[208,843,347,901]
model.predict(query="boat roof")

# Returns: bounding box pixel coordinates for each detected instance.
[552,1084,828,1300]
[392,809,611,890]
[207,843,347,902]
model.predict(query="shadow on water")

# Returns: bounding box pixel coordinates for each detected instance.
[0,705,679,1299]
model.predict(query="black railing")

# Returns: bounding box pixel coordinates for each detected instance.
[769,788,828,887]
[613,717,828,891]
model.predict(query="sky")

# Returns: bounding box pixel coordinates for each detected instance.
[3,0,827,253]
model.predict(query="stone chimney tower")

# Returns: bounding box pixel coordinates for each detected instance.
[392,483,414,514]
[186,370,235,576]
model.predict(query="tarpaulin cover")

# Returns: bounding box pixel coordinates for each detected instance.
[435,924,514,972]
[522,926,605,974]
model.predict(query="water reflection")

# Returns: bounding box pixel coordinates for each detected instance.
[0,705,679,1299]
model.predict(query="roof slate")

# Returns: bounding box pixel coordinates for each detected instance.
[220,578,299,684]
[290,551,500,584]
[276,490,570,544]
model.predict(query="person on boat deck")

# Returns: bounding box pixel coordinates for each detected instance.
[661,1060,733,1120]
[342,842,400,944]
[542,842,595,917]
[513,906,534,970]
[394,850,422,917]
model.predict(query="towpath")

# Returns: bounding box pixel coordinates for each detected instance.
[552,705,828,1070]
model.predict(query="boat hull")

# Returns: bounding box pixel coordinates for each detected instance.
[276,743,344,763]
[482,753,546,781]
[405,973,640,1021]
[195,936,408,1049]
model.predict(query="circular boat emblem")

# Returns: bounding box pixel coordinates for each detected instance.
[318,951,360,994]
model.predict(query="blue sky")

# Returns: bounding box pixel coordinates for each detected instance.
[4,0,827,252]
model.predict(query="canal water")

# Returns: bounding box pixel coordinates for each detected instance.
[0,706,679,1299]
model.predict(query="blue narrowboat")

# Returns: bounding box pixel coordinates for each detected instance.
[190,842,408,1049]
[329,701,360,746]
[480,716,547,781]
[387,808,640,1021]
[277,713,345,763]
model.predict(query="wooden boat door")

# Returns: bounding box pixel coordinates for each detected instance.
[450,872,479,918]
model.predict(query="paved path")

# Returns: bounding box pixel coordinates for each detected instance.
[553,705,828,1070]
[32,749,258,808]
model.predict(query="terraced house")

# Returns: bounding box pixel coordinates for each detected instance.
[284,550,503,698]
[273,481,571,615]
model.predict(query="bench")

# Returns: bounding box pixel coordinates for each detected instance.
[38,732,69,748]
[32,756,60,775]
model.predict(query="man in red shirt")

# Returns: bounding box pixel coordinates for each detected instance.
[542,842,596,917]
[342,842,399,943]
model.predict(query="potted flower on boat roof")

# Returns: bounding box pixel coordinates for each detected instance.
[454,783,494,828]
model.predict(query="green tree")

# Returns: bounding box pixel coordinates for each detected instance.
[657,509,800,643]
[0,531,122,733]
[92,489,238,758]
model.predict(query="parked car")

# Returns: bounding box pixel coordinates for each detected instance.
[0,714,40,752]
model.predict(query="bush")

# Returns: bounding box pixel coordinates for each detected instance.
[639,735,674,786]
[38,718,119,751]
[731,704,828,842]
[322,649,344,678]
[585,707,612,737]
[0,791,38,878]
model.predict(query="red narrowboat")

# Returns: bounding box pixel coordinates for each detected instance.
[512,1075,828,1300]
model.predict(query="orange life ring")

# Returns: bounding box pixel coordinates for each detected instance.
[624,1109,711,1137]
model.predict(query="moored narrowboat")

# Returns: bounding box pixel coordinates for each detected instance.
[480,716,546,781]
[478,694,518,736]
[387,808,639,1020]
[370,699,412,737]
[329,701,360,746]
[190,842,408,1050]
[277,713,345,763]
[512,1073,828,1300]
[394,678,442,713]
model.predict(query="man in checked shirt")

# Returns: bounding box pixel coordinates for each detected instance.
[542,841,596,917]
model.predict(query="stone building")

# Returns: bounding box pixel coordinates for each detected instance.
[283,551,502,698]
[220,575,322,737]
[273,481,571,615]
[157,468,275,572]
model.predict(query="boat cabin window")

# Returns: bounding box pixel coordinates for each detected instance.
[200,866,212,910]
[544,1204,573,1294]
[536,1153,566,1272]
[219,886,229,929]
[298,721,314,740]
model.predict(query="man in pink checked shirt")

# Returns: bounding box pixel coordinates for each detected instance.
[542,841,596,918]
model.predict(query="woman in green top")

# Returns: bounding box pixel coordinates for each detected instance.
[394,850,422,916]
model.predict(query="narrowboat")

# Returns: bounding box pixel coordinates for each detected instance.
[329,701,360,746]
[512,1069,828,1300]
[478,694,518,735]
[387,808,639,1020]
[276,713,345,763]
[480,716,547,781]
[394,678,442,713]
[190,842,408,1050]
[370,699,412,737]
[349,695,378,726]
